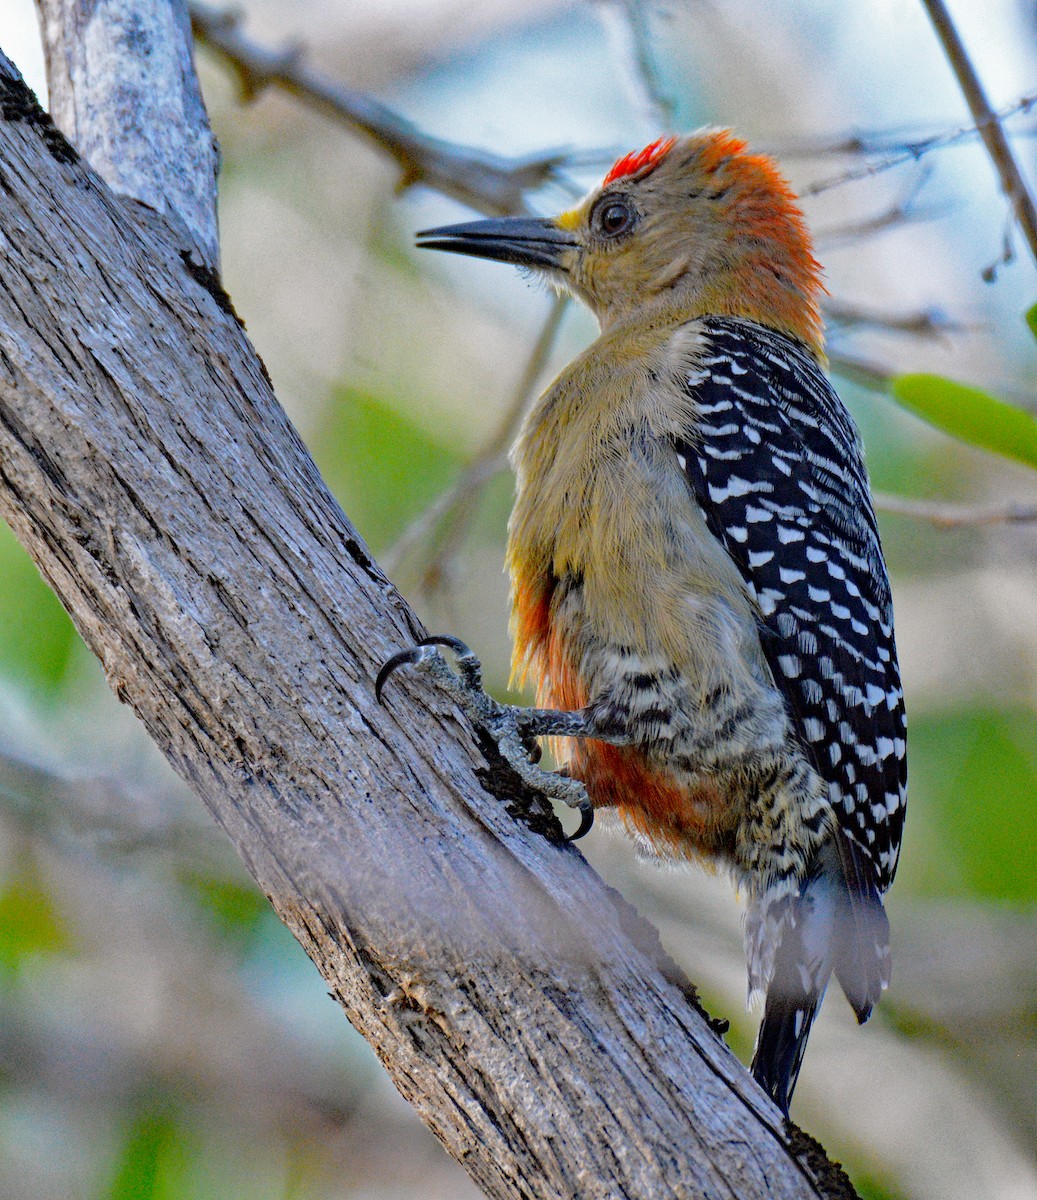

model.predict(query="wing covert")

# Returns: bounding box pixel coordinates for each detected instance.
[674,317,906,889]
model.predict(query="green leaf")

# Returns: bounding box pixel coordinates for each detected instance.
[890,373,1037,471]
[1026,302,1037,341]
[0,860,72,978]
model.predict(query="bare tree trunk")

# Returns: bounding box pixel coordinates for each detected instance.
[0,5,858,1197]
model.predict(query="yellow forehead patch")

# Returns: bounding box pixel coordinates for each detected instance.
[554,206,584,232]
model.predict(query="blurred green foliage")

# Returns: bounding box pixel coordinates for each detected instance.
[106,1108,191,1200]
[314,387,463,553]
[905,707,1037,903]
[104,1101,296,1200]
[0,855,71,979]
[891,372,1037,472]
[177,868,271,944]
[853,1172,904,1200]
[0,521,76,693]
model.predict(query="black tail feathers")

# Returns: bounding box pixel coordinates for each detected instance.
[750,833,889,1116]
[751,976,824,1117]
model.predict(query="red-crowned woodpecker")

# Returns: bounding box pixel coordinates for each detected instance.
[381,131,906,1116]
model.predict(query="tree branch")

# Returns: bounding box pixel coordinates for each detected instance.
[187,1,574,217]
[36,0,220,267]
[770,97,1037,160]
[872,492,1037,527]
[921,0,1037,272]
[823,299,964,339]
[614,0,679,131]
[0,9,857,1199]
[383,294,569,593]
[801,91,1037,199]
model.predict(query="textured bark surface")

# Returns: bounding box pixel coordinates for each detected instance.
[35,0,220,265]
[0,15,858,1200]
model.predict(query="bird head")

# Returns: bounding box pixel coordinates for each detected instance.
[417,130,825,356]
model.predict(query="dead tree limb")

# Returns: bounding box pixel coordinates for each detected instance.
[921,0,1037,271]
[188,0,573,217]
[37,0,219,265]
[0,4,859,1197]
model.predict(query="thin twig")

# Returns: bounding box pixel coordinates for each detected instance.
[921,0,1037,273]
[822,300,964,339]
[381,295,570,584]
[380,449,509,583]
[801,92,1037,197]
[816,200,927,247]
[827,352,894,393]
[873,492,1037,526]
[770,98,1037,160]
[617,0,678,131]
[188,2,575,217]
[815,168,939,246]
[833,348,1037,413]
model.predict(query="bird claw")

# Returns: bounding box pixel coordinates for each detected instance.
[376,635,489,706]
[377,635,593,841]
[564,792,595,842]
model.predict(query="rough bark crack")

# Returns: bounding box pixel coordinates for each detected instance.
[0,70,78,165]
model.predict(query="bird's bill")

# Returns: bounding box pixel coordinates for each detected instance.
[415,217,576,270]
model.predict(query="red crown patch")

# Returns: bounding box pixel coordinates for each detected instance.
[602,136,677,186]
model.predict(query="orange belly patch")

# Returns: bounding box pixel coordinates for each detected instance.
[569,738,737,861]
[515,586,738,861]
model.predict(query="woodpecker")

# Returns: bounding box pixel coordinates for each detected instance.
[381,131,906,1115]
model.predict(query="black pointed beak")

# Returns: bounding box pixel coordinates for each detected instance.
[415,217,576,270]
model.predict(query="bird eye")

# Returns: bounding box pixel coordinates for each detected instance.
[593,196,637,239]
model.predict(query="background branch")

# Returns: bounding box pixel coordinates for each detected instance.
[823,299,963,339]
[614,0,678,130]
[871,493,1037,527]
[383,294,569,591]
[801,92,1037,198]
[188,0,575,216]
[771,97,1037,160]
[921,0,1037,271]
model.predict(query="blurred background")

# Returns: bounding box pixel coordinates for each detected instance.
[1,1,1036,1197]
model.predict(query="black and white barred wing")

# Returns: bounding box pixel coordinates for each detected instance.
[675,317,906,890]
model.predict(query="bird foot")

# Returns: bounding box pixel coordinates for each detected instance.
[376,635,594,840]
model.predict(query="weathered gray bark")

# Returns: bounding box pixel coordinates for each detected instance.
[0,6,858,1198]
[36,0,219,266]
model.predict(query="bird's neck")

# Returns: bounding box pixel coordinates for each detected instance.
[695,248,826,359]
[597,219,826,358]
